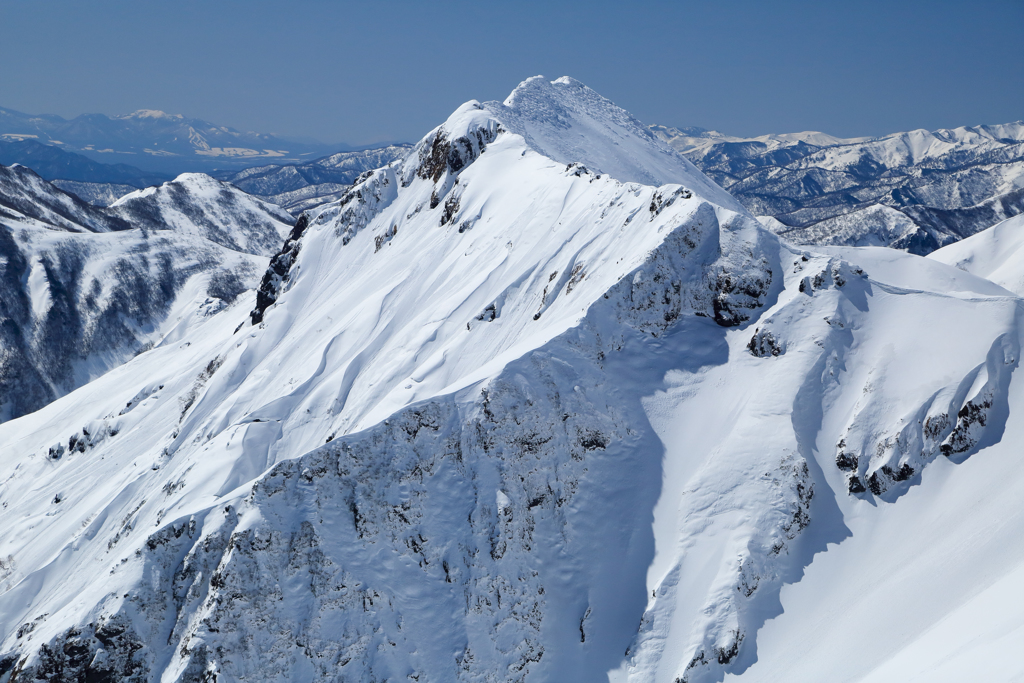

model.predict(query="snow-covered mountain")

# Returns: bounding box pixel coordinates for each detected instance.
[0,164,132,233]
[1,77,1022,683]
[212,144,413,214]
[49,180,139,207]
[655,122,1024,253]
[108,174,294,256]
[0,165,291,421]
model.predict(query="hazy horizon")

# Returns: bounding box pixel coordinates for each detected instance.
[1,0,1021,146]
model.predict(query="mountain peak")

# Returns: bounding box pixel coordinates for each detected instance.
[432,76,742,208]
[3,75,1024,683]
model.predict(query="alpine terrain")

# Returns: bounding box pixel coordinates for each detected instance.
[0,164,292,420]
[655,122,1024,253]
[211,145,413,214]
[1,77,1022,683]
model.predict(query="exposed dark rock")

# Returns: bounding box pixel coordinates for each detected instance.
[835,451,858,471]
[748,328,783,357]
[940,397,993,456]
[250,214,309,324]
[2,616,148,683]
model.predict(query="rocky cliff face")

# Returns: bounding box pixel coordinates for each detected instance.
[1,79,1022,683]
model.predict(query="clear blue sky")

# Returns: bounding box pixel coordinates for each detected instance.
[1,0,1021,145]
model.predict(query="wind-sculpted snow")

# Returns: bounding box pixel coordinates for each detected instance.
[929,213,1024,296]
[1,78,1023,683]
[491,77,740,212]
[626,242,1021,682]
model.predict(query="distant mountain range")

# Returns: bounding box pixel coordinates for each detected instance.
[0,136,412,212]
[0,105,350,174]
[656,121,1024,253]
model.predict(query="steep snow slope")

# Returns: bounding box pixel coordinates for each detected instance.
[709,237,1024,683]
[718,376,1024,683]
[929,213,1024,296]
[0,76,774,683]
[499,78,737,209]
[0,78,1020,683]
[626,244,1020,683]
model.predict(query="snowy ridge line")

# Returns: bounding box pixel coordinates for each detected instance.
[2,77,1023,683]
[0,164,131,233]
[0,76,778,682]
[629,246,1021,683]
[655,119,1024,253]
[929,213,1024,297]
[0,199,776,683]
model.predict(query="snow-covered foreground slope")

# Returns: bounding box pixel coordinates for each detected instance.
[0,78,1022,683]
[720,372,1024,683]
[929,213,1024,296]
[0,166,290,420]
[714,225,1024,683]
[627,242,1021,682]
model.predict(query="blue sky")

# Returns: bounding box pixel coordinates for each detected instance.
[1,0,1021,145]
